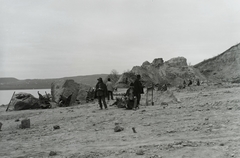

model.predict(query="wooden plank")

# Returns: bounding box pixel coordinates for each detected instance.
[6,91,15,111]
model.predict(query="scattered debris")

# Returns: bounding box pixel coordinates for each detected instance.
[49,151,57,156]
[20,119,30,129]
[53,125,60,130]
[132,127,137,133]
[114,125,124,132]
[136,149,144,155]
[143,123,151,126]
[161,102,168,106]
[0,122,2,131]
[149,155,162,158]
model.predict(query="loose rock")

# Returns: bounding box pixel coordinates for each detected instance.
[0,122,2,131]
[132,127,137,133]
[49,151,57,156]
[20,119,30,129]
[53,125,60,130]
[161,102,168,106]
[114,125,124,132]
[136,149,144,155]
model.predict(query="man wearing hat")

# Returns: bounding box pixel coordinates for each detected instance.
[95,77,108,109]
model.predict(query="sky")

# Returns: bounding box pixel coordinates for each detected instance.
[0,0,239,79]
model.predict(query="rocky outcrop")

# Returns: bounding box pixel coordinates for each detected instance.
[51,80,80,106]
[151,58,164,68]
[165,57,187,67]
[116,43,240,87]
[116,57,204,87]
[9,93,40,110]
[51,79,91,106]
[194,43,240,82]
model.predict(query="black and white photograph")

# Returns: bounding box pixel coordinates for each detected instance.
[0,0,240,157]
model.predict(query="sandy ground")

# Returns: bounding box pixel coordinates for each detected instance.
[1,84,240,158]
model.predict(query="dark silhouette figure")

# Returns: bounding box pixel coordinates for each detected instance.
[188,79,192,86]
[197,79,200,86]
[133,75,144,109]
[95,77,108,109]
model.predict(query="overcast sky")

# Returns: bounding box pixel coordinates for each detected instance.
[0,0,239,79]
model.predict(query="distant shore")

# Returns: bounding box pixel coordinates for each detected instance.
[0,87,50,90]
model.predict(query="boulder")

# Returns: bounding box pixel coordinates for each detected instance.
[116,56,205,87]
[20,119,30,129]
[8,93,40,110]
[141,61,151,68]
[165,57,187,67]
[51,79,80,106]
[151,58,164,68]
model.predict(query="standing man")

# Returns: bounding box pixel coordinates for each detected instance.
[133,74,144,109]
[106,78,114,101]
[95,77,108,110]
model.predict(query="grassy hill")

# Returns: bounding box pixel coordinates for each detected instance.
[0,74,108,90]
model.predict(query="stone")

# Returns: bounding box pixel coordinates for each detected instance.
[132,127,137,133]
[136,149,144,155]
[20,119,30,129]
[0,122,2,131]
[161,102,168,106]
[141,61,151,68]
[51,79,81,106]
[114,125,124,132]
[53,125,60,130]
[151,58,164,68]
[49,151,57,156]
[9,93,40,110]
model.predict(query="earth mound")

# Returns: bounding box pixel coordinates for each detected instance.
[194,43,240,83]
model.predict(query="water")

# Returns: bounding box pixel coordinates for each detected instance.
[0,89,50,105]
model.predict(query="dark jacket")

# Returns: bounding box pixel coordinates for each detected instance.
[133,79,144,96]
[95,81,107,97]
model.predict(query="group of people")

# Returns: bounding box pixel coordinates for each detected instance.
[95,75,144,110]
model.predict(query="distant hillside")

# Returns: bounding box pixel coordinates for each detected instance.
[0,74,108,90]
[63,74,109,87]
[0,78,19,83]
[194,43,240,82]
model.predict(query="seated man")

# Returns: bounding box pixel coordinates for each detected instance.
[125,83,137,110]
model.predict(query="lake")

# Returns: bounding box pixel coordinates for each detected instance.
[0,89,51,105]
